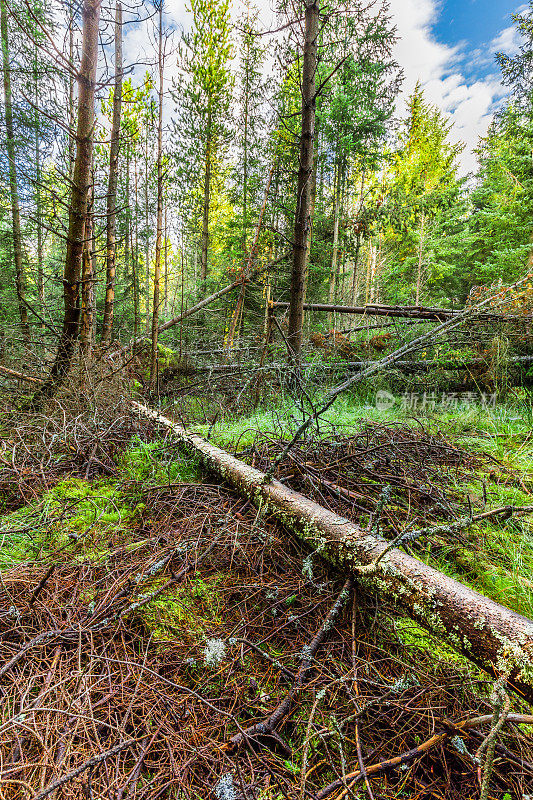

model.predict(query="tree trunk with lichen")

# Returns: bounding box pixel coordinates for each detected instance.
[1,0,30,343]
[134,401,533,708]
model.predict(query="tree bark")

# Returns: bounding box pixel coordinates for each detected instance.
[34,43,45,344]
[30,0,101,406]
[134,401,533,708]
[144,121,151,333]
[273,302,462,321]
[101,0,123,344]
[68,1,76,181]
[287,0,319,365]
[1,0,30,342]
[149,0,164,389]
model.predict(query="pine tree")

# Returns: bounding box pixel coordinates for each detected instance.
[172,0,233,298]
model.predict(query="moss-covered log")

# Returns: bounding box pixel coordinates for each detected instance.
[134,402,533,706]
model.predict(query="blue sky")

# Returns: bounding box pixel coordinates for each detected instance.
[434,0,519,80]
[435,0,516,59]
[387,0,524,172]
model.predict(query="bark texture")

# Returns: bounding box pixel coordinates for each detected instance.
[287,0,319,363]
[134,401,533,708]
[30,0,102,405]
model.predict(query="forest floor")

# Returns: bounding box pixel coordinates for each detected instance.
[0,389,532,799]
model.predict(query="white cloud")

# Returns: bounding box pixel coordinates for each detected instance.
[387,0,514,175]
[491,23,521,56]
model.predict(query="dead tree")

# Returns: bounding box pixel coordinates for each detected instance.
[134,402,533,707]
[30,0,102,406]
[101,0,123,344]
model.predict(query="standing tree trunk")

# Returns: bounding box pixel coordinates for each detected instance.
[328,157,342,328]
[133,153,140,350]
[34,44,45,344]
[80,177,95,359]
[144,127,151,333]
[30,0,101,406]
[199,111,212,298]
[163,203,168,320]
[287,0,319,365]
[101,0,123,344]
[149,0,164,389]
[1,0,30,343]
[68,1,76,181]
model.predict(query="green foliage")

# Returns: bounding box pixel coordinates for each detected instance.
[380,84,465,303]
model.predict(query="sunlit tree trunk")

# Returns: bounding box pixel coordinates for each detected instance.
[101,0,123,344]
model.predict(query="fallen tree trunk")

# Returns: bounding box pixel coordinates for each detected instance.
[273,300,533,322]
[134,401,533,707]
[274,301,460,320]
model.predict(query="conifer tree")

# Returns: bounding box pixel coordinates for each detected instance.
[172,0,233,298]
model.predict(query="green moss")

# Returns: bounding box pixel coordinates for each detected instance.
[121,437,202,483]
[139,572,225,643]
[0,476,134,569]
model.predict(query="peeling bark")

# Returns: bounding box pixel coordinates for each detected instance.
[134,401,533,708]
